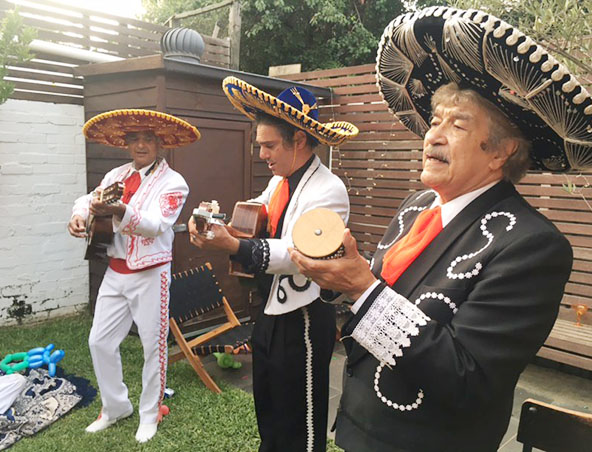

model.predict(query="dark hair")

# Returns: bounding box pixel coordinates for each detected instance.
[254,113,318,149]
[431,83,532,183]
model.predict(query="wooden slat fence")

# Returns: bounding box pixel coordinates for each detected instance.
[1,0,230,104]
[283,64,592,369]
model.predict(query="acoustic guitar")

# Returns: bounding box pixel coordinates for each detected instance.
[84,181,125,261]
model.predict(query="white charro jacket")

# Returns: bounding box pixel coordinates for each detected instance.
[72,159,188,270]
[251,155,349,315]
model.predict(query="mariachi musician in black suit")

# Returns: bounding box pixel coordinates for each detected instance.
[290,7,592,452]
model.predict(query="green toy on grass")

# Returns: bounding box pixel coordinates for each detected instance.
[213,352,242,369]
[0,353,29,374]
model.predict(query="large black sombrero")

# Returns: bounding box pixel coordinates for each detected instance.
[83,109,201,149]
[223,76,359,147]
[376,6,592,171]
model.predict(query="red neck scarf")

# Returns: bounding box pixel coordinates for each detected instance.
[121,171,141,204]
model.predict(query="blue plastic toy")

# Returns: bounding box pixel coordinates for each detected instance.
[27,344,65,377]
[0,344,65,377]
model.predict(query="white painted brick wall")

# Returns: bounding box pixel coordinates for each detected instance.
[0,99,89,326]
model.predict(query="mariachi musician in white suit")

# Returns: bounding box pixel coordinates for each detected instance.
[290,7,592,452]
[188,77,358,452]
[68,109,199,443]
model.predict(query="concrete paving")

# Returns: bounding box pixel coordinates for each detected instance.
[201,341,592,451]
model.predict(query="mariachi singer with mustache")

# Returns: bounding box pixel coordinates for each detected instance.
[289,7,592,452]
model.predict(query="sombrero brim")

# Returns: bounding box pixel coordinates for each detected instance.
[83,109,201,149]
[376,6,592,172]
[222,76,359,147]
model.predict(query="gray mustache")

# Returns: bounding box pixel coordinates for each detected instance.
[425,148,449,163]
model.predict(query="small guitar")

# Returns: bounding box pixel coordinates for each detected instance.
[228,202,268,239]
[84,181,125,261]
[192,200,227,239]
[193,201,268,278]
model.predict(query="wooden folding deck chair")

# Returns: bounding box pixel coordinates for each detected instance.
[168,262,253,393]
[517,398,592,452]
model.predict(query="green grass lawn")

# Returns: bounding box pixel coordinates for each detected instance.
[0,312,343,451]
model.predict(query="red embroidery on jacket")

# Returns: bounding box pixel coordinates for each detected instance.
[141,237,155,246]
[127,237,172,269]
[157,270,169,412]
[160,192,183,217]
[135,161,167,209]
[124,161,177,269]
[122,206,141,236]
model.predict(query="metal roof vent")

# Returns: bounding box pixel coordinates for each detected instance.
[161,27,205,63]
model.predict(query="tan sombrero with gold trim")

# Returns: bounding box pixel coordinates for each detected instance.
[83,109,201,149]
[222,76,359,147]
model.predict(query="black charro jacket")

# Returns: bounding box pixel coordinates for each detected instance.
[335,181,573,452]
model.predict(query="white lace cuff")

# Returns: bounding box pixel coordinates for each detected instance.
[351,287,430,366]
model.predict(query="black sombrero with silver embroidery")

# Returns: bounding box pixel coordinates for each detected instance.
[376,6,592,172]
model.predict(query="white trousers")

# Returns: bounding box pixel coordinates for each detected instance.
[89,263,170,424]
[0,374,27,413]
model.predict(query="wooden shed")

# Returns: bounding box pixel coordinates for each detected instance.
[75,55,331,321]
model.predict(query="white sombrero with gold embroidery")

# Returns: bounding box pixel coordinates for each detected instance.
[376,6,592,171]
[222,76,359,147]
[83,109,201,149]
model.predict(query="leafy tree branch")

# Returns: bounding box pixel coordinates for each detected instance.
[0,8,36,105]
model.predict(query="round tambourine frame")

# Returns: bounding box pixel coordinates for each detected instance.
[292,208,345,260]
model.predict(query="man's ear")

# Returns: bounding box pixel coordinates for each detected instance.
[293,130,308,149]
[489,138,518,171]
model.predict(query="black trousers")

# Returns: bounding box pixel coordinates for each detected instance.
[252,299,336,452]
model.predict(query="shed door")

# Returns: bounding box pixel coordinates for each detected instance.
[168,116,256,321]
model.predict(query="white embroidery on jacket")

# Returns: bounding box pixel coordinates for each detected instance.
[447,211,516,280]
[377,191,436,250]
[374,362,425,411]
[415,291,458,314]
[352,287,430,366]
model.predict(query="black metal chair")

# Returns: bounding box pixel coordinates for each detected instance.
[517,398,592,452]
[168,262,253,393]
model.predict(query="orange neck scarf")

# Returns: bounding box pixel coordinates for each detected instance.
[267,178,290,237]
[381,206,443,285]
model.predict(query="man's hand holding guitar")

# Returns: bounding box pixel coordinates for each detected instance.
[68,215,87,238]
[68,185,126,239]
[68,182,125,260]
[188,200,268,277]
[188,216,240,254]
[89,197,126,219]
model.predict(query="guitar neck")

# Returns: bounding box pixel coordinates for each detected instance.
[85,181,124,235]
